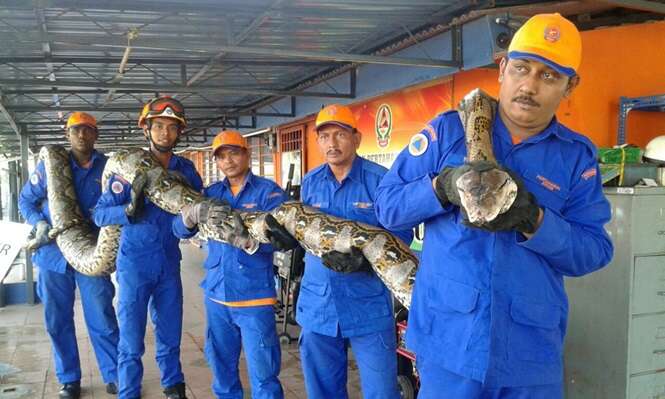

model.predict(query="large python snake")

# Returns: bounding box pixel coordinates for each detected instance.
[27,89,503,309]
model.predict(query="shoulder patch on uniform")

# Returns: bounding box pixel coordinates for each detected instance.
[267,191,282,199]
[581,167,597,180]
[30,173,39,185]
[111,181,124,194]
[408,133,429,157]
[423,124,437,142]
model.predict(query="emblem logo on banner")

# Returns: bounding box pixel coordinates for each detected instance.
[375,104,393,148]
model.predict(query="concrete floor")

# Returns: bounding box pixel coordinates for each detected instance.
[0,244,363,399]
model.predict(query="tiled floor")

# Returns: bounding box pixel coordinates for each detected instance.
[0,244,363,398]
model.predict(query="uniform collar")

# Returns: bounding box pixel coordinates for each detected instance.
[69,149,101,170]
[223,169,254,191]
[494,108,572,146]
[323,155,363,183]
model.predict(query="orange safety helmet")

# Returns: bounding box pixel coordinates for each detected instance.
[138,96,187,128]
[315,104,357,131]
[211,130,248,155]
[508,13,582,76]
[66,112,97,130]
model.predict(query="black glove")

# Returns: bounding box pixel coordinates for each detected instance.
[125,171,148,218]
[265,214,299,251]
[434,161,500,208]
[322,246,372,273]
[434,165,471,207]
[465,169,541,234]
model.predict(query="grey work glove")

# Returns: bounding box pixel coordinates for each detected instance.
[464,168,541,234]
[322,246,372,274]
[205,202,234,229]
[204,204,256,253]
[26,220,52,250]
[265,214,299,251]
[180,202,210,229]
[125,171,148,218]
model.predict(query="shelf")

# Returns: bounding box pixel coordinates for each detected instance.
[617,94,665,145]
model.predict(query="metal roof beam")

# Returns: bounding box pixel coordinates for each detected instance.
[23,125,232,133]
[589,0,665,13]
[9,104,296,115]
[51,39,459,68]
[20,116,240,125]
[34,5,62,116]
[0,56,334,67]
[0,99,21,138]
[0,78,354,99]
[187,0,283,86]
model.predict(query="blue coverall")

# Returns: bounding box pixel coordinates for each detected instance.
[298,156,413,399]
[374,111,614,398]
[93,154,202,399]
[173,171,286,399]
[18,151,119,386]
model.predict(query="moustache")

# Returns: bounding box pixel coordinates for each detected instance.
[327,149,341,156]
[512,96,540,107]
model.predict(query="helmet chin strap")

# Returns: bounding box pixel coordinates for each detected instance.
[145,124,181,153]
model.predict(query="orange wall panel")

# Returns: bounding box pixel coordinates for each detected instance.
[450,21,665,148]
[291,20,665,177]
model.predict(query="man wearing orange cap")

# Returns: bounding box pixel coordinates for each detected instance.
[375,13,613,397]
[94,97,202,399]
[19,112,119,399]
[172,130,292,399]
[293,104,412,399]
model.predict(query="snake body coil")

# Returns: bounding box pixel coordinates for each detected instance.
[30,89,504,307]
[30,146,258,276]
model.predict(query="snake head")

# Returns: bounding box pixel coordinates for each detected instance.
[456,161,518,224]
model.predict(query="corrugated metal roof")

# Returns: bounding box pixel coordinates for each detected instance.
[0,0,661,155]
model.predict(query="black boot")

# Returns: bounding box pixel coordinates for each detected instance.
[105,382,118,395]
[58,381,81,399]
[163,382,187,399]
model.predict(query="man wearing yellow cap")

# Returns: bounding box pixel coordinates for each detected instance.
[375,13,613,397]
[172,130,292,398]
[19,112,119,398]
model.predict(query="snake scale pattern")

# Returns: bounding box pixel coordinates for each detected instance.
[243,203,418,308]
[456,89,517,224]
[29,88,504,308]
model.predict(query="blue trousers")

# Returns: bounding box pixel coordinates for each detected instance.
[416,353,562,399]
[204,297,283,399]
[37,266,118,384]
[299,328,399,399]
[116,266,184,399]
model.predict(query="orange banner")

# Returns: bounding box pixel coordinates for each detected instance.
[350,79,454,165]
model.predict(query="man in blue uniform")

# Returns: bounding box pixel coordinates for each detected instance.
[296,104,412,399]
[19,112,119,399]
[94,97,203,399]
[374,13,613,398]
[173,130,289,399]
